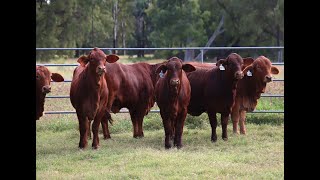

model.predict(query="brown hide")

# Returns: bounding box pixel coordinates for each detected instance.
[186,53,248,142]
[100,61,166,139]
[231,56,279,134]
[70,47,119,149]
[36,65,64,120]
[155,57,195,149]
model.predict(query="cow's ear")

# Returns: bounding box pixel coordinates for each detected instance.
[155,64,167,74]
[243,57,254,67]
[243,65,253,77]
[77,55,89,67]
[51,73,64,82]
[216,59,226,66]
[271,66,279,74]
[106,54,119,63]
[182,64,196,72]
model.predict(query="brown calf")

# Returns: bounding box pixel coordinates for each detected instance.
[186,53,252,142]
[100,62,165,139]
[231,56,279,134]
[70,47,119,149]
[155,57,195,149]
[36,66,64,120]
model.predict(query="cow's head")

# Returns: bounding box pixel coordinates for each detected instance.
[77,47,119,76]
[243,56,279,84]
[36,66,64,94]
[156,57,195,94]
[216,53,250,80]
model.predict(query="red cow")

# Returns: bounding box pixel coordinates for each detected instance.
[231,56,279,134]
[186,53,253,142]
[100,61,165,139]
[155,57,196,149]
[36,66,64,120]
[70,47,119,149]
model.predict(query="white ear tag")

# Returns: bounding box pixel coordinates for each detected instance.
[159,70,164,78]
[219,64,225,71]
[246,70,252,76]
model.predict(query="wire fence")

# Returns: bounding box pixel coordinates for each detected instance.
[36,47,284,114]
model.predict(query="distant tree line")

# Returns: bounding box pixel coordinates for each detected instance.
[36,0,283,61]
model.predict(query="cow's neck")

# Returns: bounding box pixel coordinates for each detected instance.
[83,64,103,88]
[238,76,266,99]
[215,69,239,91]
[150,63,164,86]
[82,64,106,118]
[166,80,181,105]
[36,87,46,118]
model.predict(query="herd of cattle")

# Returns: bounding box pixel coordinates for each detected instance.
[36,47,279,149]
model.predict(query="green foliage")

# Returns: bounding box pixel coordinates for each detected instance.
[36,0,284,61]
[147,0,207,47]
[142,113,163,130]
[185,114,209,129]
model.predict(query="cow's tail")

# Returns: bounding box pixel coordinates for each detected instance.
[106,112,113,125]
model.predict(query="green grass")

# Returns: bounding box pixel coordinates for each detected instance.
[36,57,284,179]
[37,118,283,179]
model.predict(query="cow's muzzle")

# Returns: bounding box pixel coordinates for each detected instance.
[97,66,106,76]
[170,79,180,86]
[42,85,51,94]
[234,71,244,80]
[264,75,272,82]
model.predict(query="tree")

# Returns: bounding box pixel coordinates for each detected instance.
[147,0,207,59]
[132,0,152,57]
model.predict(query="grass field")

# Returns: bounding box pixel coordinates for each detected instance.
[36,56,284,179]
[37,117,283,179]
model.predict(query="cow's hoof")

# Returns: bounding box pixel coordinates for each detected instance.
[134,135,144,139]
[79,143,87,149]
[222,137,228,141]
[233,131,240,135]
[211,136,217,142]
[92,145,100,150]
[104,135,111,140]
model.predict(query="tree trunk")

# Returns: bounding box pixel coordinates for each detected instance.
[276,24,282,62]
[121,21,126,55]
[194,15,225,61]
[184,50,195,61]
[136,15,145,57]
[184,37,194,61]
[112,0,118,54]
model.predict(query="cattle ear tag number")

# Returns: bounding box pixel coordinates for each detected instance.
[247,70,252,76]
[159,70,164,78]
[219,64,225,71]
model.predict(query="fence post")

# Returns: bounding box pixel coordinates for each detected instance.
[277,49,283,62]
[201,49,204,63]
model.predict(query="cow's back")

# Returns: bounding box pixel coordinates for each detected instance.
[70,66,86,109]
[186,68,211,116]
[105,62,155,112]
[187,66,236,115]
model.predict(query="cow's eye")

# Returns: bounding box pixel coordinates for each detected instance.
[36,75,40,79]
